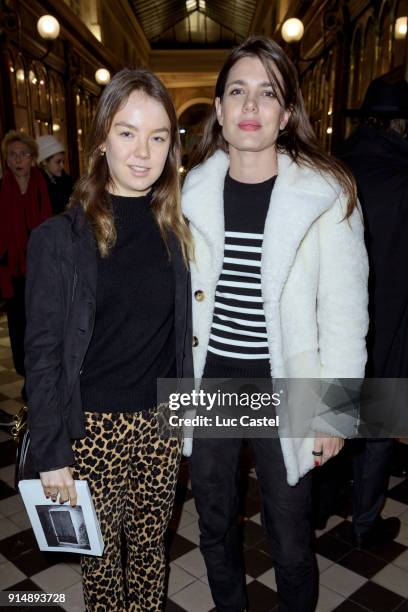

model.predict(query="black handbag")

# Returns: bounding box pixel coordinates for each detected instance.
[12,406,38,490]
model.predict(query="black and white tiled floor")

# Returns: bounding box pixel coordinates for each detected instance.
[1,312,408,611]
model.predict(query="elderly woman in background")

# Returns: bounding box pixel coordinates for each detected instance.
[0,131,51,401]
[36,135,74,215]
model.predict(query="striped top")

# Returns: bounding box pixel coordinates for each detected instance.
[206,172,277,365]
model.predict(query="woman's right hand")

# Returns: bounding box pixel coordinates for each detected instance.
[40,467,77,506]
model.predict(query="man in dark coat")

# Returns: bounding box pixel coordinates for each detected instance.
[340,78,408,548]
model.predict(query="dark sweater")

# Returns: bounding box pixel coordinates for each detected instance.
[41,170,73,215]
[80,193,176,412]
[204,172,276,379]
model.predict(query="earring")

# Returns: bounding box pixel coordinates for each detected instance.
[100,149,105,157]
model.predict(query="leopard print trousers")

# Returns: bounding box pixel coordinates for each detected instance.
[72,408,182,612]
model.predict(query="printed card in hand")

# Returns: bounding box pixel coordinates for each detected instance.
[18,479,104,556]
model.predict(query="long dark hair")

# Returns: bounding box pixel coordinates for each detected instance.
[191,36,357,216]
[71,68,192,260]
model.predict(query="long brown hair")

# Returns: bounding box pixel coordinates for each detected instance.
[71,68,192,261]
[191,36,357,216]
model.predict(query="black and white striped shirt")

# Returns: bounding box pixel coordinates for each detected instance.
[207,173,276,364]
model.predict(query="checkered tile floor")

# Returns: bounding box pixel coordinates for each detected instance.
[1,314,408,611]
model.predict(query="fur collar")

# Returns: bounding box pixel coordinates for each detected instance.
[182,149,342,303]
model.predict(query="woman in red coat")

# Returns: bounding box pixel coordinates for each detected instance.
[0,131,51,400]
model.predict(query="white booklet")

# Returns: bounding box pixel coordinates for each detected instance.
[18,479,104,556]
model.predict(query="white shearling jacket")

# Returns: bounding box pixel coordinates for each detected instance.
[182,149,369,485]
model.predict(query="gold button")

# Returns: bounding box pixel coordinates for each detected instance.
[194,290,205,301]
[192,336,199,347]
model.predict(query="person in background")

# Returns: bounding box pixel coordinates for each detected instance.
[0,131,51,402]
[339,78,408,549]
[36,134,73,215]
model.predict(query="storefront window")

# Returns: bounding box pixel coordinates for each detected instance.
[392,0,408,68]
[49,73,68,167]
[6,51,30,133]
[360,20,377,101]
[75,90,97,174]
[348,27,362,108]
[378,2,392,75]
[28,61,52,137]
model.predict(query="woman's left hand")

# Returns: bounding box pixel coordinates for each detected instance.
[313,433,344,466]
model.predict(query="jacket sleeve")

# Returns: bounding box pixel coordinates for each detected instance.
[314,195,369,436]
[25,221,75,472]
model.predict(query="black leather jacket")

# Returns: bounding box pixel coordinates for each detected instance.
[25,204,193,472]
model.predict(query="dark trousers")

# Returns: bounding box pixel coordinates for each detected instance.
[5,277,26,400]
[312,450,351,528]
[352,438,393,535]
[190,436,317,612]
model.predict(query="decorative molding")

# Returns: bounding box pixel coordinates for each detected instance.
[150,48,229,73]
[38,0,121,70]
[176,97,212,117]
[157,72,218,88]
[100,0,150,66]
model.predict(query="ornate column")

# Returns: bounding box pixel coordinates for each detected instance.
[0,1,19,135]
[64,42,81,180]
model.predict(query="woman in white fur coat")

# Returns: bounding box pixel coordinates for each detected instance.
[181,37,368,612]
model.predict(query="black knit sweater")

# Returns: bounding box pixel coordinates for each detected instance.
[80,193,176,412]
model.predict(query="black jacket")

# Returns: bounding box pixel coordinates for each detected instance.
[25,204,193,472]
[41,170,74,216]
[340,126,408,376]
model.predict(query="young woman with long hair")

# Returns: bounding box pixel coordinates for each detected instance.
[182,36,368,611]
[25,68,193,611]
